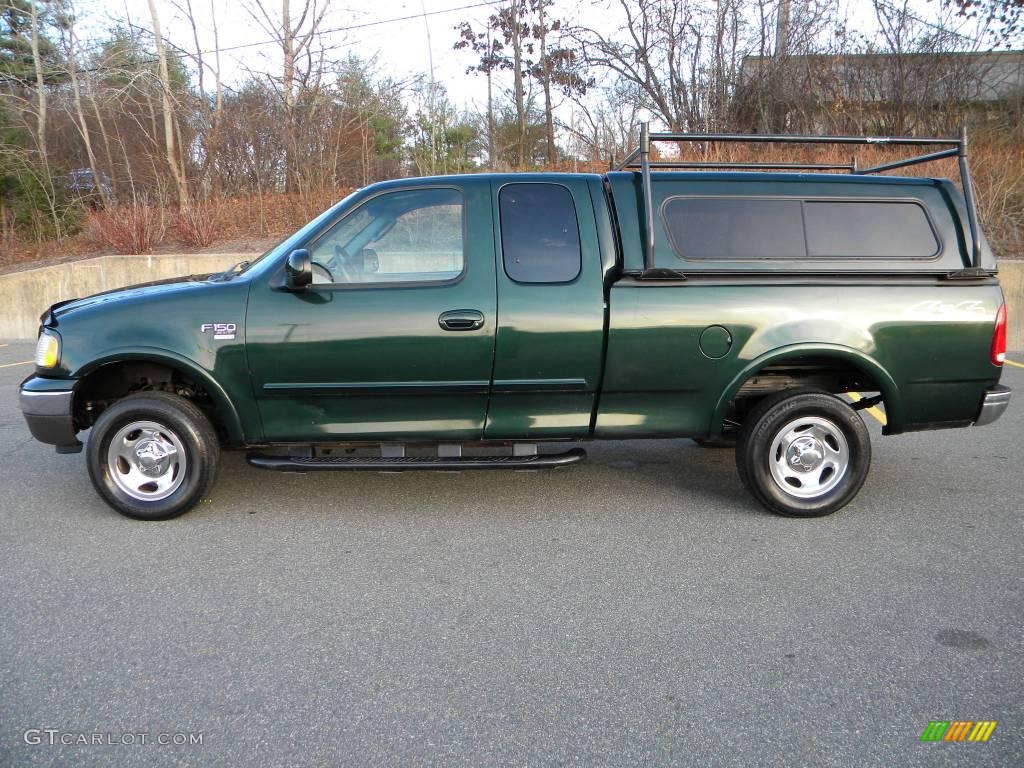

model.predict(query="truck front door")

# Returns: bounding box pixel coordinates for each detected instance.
[484,179,607,439]
[246,183,496,442]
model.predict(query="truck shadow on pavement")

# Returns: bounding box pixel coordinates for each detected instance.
[189,439,759,523]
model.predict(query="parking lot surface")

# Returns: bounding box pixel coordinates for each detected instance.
[0,340,1021,767]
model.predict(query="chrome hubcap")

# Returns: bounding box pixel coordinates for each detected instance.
[769,416,848,499]
[107,420,187,501]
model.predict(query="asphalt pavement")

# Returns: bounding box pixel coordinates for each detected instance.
[0,340,1021,767]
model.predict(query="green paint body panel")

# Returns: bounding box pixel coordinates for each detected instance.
[245,178,497,441]
[596,281,1001,437]
[485,175,607,439]
[30,170,1006,448]
[44,277,254,443]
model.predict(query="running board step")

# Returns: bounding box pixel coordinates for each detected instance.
[246,448,587,472]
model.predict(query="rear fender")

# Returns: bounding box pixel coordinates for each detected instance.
[711,343,904,435]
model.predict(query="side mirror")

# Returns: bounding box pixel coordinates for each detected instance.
[285,249,312,290]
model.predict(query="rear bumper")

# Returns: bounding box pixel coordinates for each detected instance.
[974,384,1011,427]
[19,379,82,453]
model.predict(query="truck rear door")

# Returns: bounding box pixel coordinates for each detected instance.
[484,177,607,439]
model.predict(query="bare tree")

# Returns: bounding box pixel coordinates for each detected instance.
[62,3,106,206]
[564,78,643,164]
[569,0,751,132]
[455,21,501,167]
[28,0,48,166]
[147,0,188,205]
[529,0,591,164]
[243,0,331,192]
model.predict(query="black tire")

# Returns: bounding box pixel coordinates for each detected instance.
[86,392,220,520]
[736,390,871,518]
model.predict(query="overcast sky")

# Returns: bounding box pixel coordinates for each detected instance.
[76,0,985,121]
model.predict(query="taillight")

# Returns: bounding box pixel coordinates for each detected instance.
[991,304,1007,366]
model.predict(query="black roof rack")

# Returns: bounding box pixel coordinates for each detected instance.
[616,123,982,274]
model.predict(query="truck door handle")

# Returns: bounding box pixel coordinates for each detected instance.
[438,309,485,331]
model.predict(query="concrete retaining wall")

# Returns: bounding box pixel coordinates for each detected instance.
[2,253,1024,350]
[998,260,1024,352]
[0,253,253,340]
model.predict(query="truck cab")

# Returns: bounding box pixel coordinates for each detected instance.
[245,174,610,443]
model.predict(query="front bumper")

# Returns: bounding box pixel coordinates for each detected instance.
[19,377,82,453]
[974,384,1011,427]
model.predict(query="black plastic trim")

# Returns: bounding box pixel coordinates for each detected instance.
[19,388,81,451]
[246,447,587,472]
[492,378,588,393]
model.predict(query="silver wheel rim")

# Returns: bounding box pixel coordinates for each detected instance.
[768,415,849,500]
[106,420,187,502]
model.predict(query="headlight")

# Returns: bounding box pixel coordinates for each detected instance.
[34,331,60,368]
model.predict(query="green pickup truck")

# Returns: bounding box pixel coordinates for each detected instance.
[19,128,1010,520]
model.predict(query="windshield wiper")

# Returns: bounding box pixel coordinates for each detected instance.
[211,260,251,281]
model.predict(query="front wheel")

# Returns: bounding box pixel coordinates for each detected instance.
[87,392,220,520]
[736,391,871,518]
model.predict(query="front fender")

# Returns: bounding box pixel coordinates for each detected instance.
[74,347,245,444]
[710,343,904,435]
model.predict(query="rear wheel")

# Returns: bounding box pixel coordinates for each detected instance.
[736,390,871,517]
[86,392,219,520]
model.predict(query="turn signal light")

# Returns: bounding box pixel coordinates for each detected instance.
[991,304,1006,366]
[34,331,60,368]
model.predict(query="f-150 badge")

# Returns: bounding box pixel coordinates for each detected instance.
[200,322,237,340]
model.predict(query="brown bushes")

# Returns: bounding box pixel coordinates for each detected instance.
[209,190,351,240]
[68,189,352,258]
[174,199,225,249]
[86,204,165,255]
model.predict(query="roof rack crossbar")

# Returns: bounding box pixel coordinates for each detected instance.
[628,161,857,172]
[619,147,641,169]
[858,146,960,174]
[619,123,982,271]
[645,131,960,147]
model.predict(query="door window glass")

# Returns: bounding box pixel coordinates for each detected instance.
[310,188,464,284]
[499,183,582,283]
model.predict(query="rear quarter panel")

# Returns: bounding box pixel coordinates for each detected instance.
[597,280,1004,437]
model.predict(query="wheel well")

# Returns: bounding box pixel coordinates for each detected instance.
[722,355,884,433]
[74,360,225,440]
